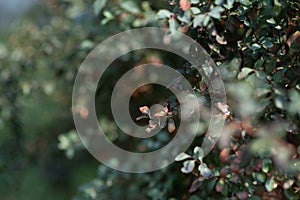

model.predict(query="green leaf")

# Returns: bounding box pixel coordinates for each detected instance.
[178,11,191,23]
[119,0,140,14]
[169,18,179,32]
[190,7,201,15]
[265,59,276,74]
[209,6,224,19]
[193,146,204,161]
[266,18,276,25]
[181,160,195,173]
[224,0,234,9]
[238,68,254,80]
[191,0,200,3]
[218,58,241,79]
[250,43,261,51]
[255,71,267,80]
[238,0,251,6]
[254,59,263,69]
[262,159,272,173]
[274,96,287,110]
[288,90,300,116]
[199,166,211,178]
[288,160,300,172]
[215,0,224,5]
[253,88,270,97]
[175,152,191,161]
[203,15,210,26]
[207,178,217,191]
[265,177,277,192]
[93,0,107,15]
[262,38,274,48]
[189,195,201,200]
[273,69,286,83]
[252,172,266,183]
[193,14,205,28]
[157,9,173,19]
[189,178,202,192]
[284,188,299,199]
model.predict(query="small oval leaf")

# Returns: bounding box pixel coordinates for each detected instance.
[175,152,190,161]
[265,177,278,192]
[180,0,191,11]
[181,160,195,173]
[168,118,176,133]
[238,68,255,80]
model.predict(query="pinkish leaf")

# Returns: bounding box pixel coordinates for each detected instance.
[139,106,150,115]
[168,119,176,133]
[180,0,191,11]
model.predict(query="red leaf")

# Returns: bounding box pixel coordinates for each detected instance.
[180,0,191,11]
[215,179,224,192]
[237,191,248,200]
[219,148,230,162]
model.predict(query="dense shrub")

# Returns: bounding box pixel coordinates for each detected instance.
[0,0,299,199]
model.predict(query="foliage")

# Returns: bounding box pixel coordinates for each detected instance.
[153,0,300,199]
[0,0,299,199]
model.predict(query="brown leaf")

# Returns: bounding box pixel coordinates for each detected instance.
[220,166,229,178]
[219,148,230,162]
[286,31,300,47]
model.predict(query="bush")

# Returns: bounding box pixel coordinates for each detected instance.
[0,0,299,199]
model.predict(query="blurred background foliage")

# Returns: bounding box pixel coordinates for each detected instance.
[0,0,299,199]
